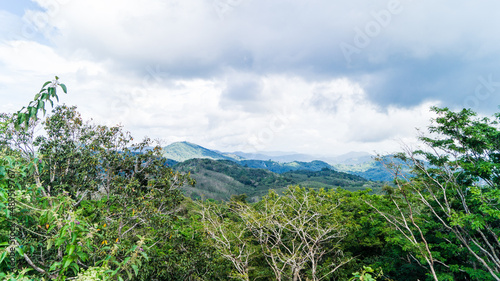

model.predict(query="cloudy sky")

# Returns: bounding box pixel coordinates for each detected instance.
[1,0,499,156]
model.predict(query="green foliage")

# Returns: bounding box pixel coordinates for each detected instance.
[136,197,232,280]
[176,158,383,201]
[238,159,334,173]
[367,107,500,281]
[13,76,67,131]
[349,266,383,281]
[162,141,235,162]
[4,79,500,281]
[0,79,192,280]
[334,156,411,182]
[201,186,372,281]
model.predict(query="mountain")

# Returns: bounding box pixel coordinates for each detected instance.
[174,159,295,201]
[174,158,384,202]
[230,151,374,164]
[333,155,411,182]
[162,141,233,162]
[239,159,334,173]
[231,151,315,162]
[161,141,395,182]
[162,142,339,174]
[326,151,374,165]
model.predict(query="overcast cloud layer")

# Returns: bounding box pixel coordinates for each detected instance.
[0,0,499,155]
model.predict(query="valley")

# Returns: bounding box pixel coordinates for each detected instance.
[164,142,388,201]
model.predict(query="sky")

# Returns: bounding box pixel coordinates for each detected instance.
[1,0,499,156]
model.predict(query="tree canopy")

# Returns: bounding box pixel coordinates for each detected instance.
[1,79,500,280]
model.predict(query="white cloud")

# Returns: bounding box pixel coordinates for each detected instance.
[1,0,499,156]
[0,35,439,155]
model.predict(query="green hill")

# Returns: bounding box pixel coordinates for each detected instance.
[333,155,409,182]
[281,168,382,192]
[162,141,233,162]
[239,159,334,173]
[174,159,294,201]
[174,159,383,202]
[162,141,399,182]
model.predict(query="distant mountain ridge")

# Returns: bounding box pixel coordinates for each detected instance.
[162,142,334,172]
[240,159,333,173]
[230,150,374,165]
[162,141,394,181]
[162,141,233,162]
[174,158,383,202]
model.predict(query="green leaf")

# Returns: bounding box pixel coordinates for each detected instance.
[71,232,77,244]
[0,252,6,264]
[15,246,24,256]
[63,257,73,269]
[69,262,79,275]
[55,238,66,247]
[76,251,88,262]
[131,264,139,276]
[37,100,45,112]
[60,224,70,236]
[68,244,76,256]
[59,83,67,94]
[47,239,53,250]
[42,81,51,88]
[49,261,61,271]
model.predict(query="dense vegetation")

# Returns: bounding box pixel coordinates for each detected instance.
[1,79,500,280]
[174,159,384,201]
[162,140,397,182]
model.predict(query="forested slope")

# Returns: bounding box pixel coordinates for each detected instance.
[174,158,384,201]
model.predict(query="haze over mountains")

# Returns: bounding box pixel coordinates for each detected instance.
[162,141,373,164]
[162,141,393,182]
[175,158,384,202]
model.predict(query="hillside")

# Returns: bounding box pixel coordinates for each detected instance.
[281,169,382,192]
[239,159,334,173]
[174,159,383,202]
[162,141,233,162]
[174,159,294,201]
[162,141,397,182]
[333,155,409,182]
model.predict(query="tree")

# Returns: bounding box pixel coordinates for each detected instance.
[200,199,255,281]
[0,78,193,280]
[369,107,500,281]
[240,186,351,281]
[201,186,351,281]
